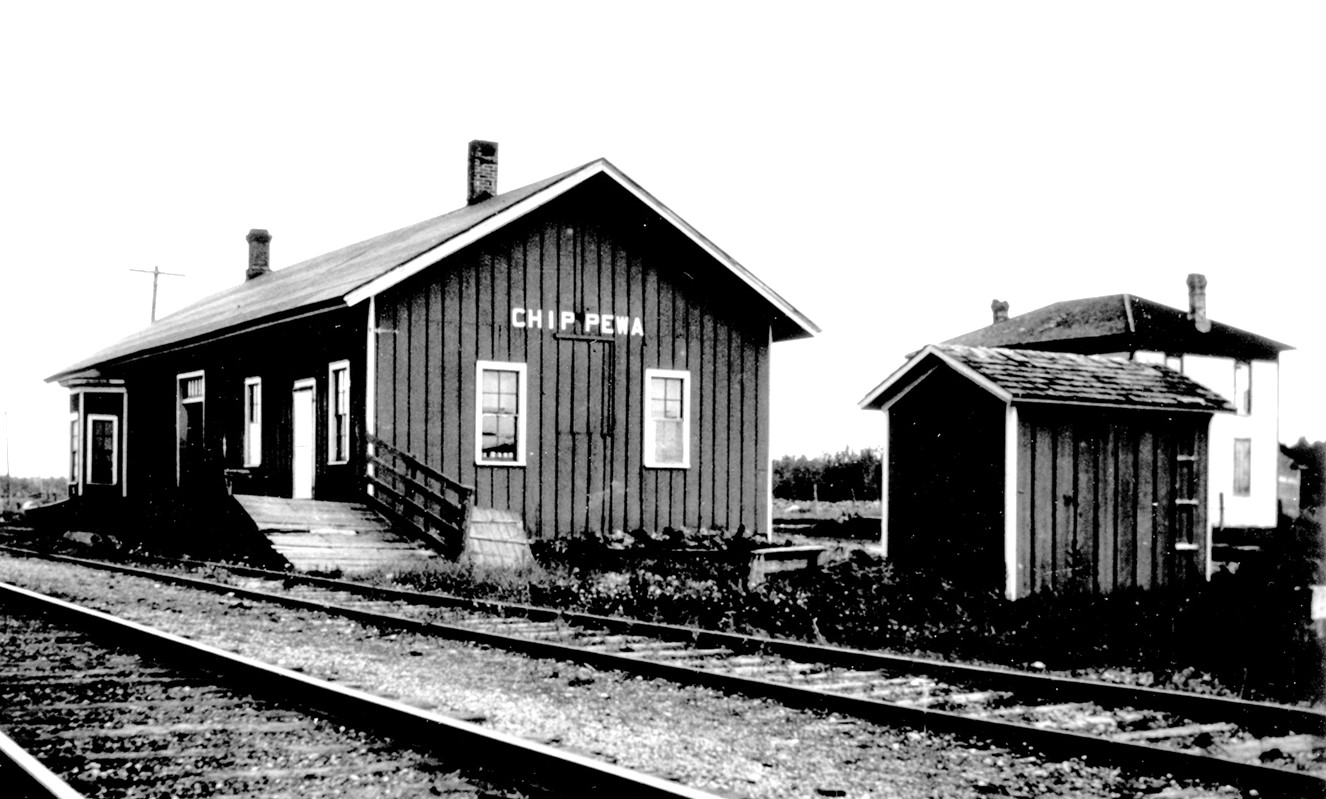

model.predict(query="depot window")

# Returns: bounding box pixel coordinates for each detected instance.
[645,368,690,468]
[475,361,526,466]
[86,414,118,486]
[328,361,350,464]
[243,377,262,467]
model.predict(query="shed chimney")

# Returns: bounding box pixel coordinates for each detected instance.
[246,229,271,281]
[991,299,1009,324]
[467,140,498,205]
[1186,273,1210,333]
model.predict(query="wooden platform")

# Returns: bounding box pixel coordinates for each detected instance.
[234,495,438,574]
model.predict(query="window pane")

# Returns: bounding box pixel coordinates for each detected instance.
[69,419,78,482]
[655,419,683,464]
[1234,362,1251,414]
[1233,438,1252,496]
[89,419,114,485]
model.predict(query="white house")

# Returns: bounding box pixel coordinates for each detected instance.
[944,274,1290,533]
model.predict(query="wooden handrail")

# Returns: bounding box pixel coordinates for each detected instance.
[367,434,474,498]
[366,434,474,558]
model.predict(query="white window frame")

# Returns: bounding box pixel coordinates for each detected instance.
[328,361,350,465]
[69,411,80,486]
[243,377,263,467]
[644,368,691,469]
[1234,360,1252,415]
[474,360,527,467]
[85,414,119,486]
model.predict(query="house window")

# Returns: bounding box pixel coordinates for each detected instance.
[645,368,690,468]
[475,360,526,466]
[1233,438,1252,497]
[328,361,350,464]
[1234,361,1252,415]
[86,415,118,486]
[243,377,262,467]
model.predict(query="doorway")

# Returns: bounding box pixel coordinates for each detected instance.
[292,379,316,499]
[557,338,615,530]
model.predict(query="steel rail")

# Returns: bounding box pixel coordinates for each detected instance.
[0,579,723,799]
[67,547,1326,733]
[0,727,87,799]
[5,547,1326,797]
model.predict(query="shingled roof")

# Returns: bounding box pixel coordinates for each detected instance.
[50,159,818,383]
[859,344,1236,413]
[943,294,1289,361]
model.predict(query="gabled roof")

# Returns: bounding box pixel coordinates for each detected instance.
[50,159,818,383]
[943,294,1290,361]
[859,344,1236,413]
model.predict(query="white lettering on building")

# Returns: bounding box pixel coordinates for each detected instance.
[511,307,645,337]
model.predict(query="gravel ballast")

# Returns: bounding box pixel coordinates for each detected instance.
[0,554,1239,798]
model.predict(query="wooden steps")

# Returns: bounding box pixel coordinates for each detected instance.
[234,495,437,574]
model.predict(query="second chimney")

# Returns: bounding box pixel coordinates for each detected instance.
[246,229,271,281]
[467,140,498,204]
[991,299,1009,324]
[1187,273,1211,333]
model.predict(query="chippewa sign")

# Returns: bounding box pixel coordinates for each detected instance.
[510,307,645,337]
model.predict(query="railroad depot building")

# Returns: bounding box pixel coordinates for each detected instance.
[860,276,1288,599]
[50,142,818,542]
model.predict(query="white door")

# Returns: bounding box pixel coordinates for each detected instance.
[292,382,315,499]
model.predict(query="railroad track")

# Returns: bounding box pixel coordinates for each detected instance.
[4,547,1325,797]
[0,576,722,799]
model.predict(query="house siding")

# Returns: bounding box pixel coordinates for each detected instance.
[374,189,771,538]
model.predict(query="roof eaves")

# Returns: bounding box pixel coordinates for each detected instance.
[343,161,599,306]
[343,158,820,341]
[597,161,819,341]
[858,345,1013,410]
[46,300,346,384]
[1012,397,1233,414]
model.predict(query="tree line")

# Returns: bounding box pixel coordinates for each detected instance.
[772,448,881,503]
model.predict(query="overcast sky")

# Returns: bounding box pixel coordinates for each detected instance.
[2,2,1322,478]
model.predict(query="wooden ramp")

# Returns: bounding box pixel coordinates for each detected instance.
[234,495,438,574]
[464,507,534,569]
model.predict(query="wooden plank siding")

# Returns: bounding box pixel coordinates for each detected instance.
[373,192,772,539]
[1014,407,1210,596]
[117,308,367,503]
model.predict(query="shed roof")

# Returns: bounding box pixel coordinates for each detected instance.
[50,159,818,383]
[859,344,1236,413]
[943,294,1289,360]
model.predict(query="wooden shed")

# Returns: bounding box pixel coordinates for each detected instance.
[859,345,1235,598]
[49,141,818,548]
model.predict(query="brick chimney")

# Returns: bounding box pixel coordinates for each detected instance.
[1186,273,1211,333]
[991,299,1009,324]
[246,229,271,281]
[467,140,498,204]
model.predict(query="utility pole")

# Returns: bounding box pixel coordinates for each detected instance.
[130,266,185,322]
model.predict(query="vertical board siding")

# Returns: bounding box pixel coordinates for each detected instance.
[373,198,771,540]
[1018,408,1212,597]
[1015,417,1034,597]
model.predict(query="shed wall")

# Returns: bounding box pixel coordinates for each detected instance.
[886,369,1006,587]
[1015,406,1209,596]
